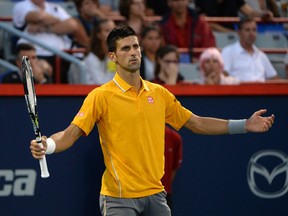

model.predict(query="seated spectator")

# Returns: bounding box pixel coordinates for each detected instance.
[140,24,163,81]
[145,0,169,16]
[245,0,283,33]
[153,45,185,85]
[13,0,89,83]
[82,19,116,84]
[119,0,151,38]
[199,47,240,85]
[159,0,216,62]
[221,18,281,82]
[98,0,120,16]
[246,0,280,17]
[1,43,52,84]
[195,0,274,32]
[72,0,106,59]
[74,0,106,37]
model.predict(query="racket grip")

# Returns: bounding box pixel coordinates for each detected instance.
[36,138,50,178]
[39,155,50,178]
[39,156,50,178]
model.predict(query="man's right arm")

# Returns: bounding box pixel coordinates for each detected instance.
[30,124,84,159]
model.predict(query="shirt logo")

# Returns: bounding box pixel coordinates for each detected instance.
[147,96,154,104]
[77,111,85,117]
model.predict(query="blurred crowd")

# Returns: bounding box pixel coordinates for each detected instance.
[1,0,288,84]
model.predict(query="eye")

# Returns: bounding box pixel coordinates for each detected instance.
[133,44,140,49]
[122,46,130,51]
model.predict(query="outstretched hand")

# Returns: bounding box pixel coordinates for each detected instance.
[246,109,274,133]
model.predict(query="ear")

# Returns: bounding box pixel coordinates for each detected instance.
[108,52,117,63]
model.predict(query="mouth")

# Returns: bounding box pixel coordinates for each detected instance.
[129,58,139,64]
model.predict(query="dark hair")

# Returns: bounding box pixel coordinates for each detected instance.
[15,43,35,57]
[73,0,99,13]
[154,45,179,77]
[119,0,134,19]
[107,25,136,52]
[238,17,256,30]
[90,19,110,60]
[140,24,162,39]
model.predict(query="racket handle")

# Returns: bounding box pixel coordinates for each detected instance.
[36,138,50,178]
[39,156,50,178]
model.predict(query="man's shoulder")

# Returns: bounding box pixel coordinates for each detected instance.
[222,41,238,53]
[144,80,166,91]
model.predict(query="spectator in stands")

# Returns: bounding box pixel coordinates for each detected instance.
[245,0,283,33]
[98,0,120,16]
[199,47,240,85]
[246,0,280,17]
[12,0,89,83]
[119,0,151,38]
[1,43,52,84]
[194,0,274,32]
[153,45,185,85]
[161,125,183,211]
[140,24,163,81]
[159,0,216,62]
[221,18,281,82]
[145,0,169,16]
[74,0,106,36]
[72,0,106,59]
[83,19,116,84]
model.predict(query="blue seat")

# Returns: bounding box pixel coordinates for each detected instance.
[213,32,239,49]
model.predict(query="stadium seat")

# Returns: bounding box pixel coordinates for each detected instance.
[255,32,288,49]
[213,32,239,48]
[0,1,14,17]
[179,63,202,83]
[255,32,288,78]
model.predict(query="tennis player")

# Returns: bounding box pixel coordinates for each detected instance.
[30,25,274,216]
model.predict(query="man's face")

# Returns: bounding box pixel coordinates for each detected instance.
[80,0,99,16]
[238,21,257,46]
[111,36,142,73]
[168,0,189,14]
[16,50,38,68]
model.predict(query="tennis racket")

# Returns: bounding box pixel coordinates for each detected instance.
[22,56,50,178]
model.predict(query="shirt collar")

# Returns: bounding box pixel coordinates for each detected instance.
[235,41,259,54]
[113,72,150,93]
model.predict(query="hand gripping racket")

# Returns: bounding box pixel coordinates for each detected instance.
[22,56,50,178]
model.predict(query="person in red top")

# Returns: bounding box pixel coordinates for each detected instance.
[161,126,183,210]
[159,0,216,62]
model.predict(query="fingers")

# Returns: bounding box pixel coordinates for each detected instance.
[254,109,267,116]
[263,114,275,131]
[30,139,46,159]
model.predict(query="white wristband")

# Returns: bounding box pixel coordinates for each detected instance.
[46,138,56,155]
[228,119,247,134]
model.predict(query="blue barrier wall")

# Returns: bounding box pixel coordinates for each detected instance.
[0,94,287,216]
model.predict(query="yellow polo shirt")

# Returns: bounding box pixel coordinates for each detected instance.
[72,73,192,198]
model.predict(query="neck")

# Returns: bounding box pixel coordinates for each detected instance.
[81,13,93,22]
[172,10,187,26]
[118,70,142,93]
[144,51,156,62]
[240,41,254,54]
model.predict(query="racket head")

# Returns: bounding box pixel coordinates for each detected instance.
[21,56,40,136]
